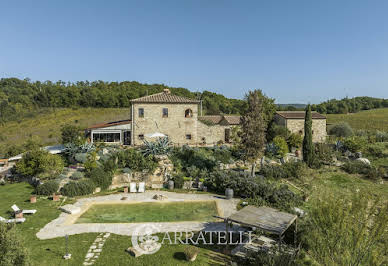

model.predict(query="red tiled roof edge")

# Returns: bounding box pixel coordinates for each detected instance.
[87,119,131,130]
[130,92,200,104]
[276,111,326,119]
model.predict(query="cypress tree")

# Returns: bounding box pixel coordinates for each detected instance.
[303,104,314,167]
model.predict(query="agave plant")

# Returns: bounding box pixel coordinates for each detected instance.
[265,142,278,157]
[142,137,171,156]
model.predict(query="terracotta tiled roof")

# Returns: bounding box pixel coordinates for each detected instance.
[130,90,200,104]
[87,119,131,130]
[276,111,326,119]
[224,116,241,125]
[199,115,241,125]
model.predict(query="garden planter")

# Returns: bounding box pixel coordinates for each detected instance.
[225,188,234,200]
[198,182,204,190]
[168,180,174,190]
[295,150,301,157]
[183,181,193,189]
[53,194,60,201]
[123,186,129,193]
[203,186,207,192]
[30,195,37,203]
[186,253,198,262]
[15,211,23,219]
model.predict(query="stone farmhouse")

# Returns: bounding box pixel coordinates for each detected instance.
[274,111,327,142]
[86,90,327,145]
[86,89,240,146]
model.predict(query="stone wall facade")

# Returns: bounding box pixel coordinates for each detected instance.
[131,103,199,146]
[275,115,327,143]
[197,121,233,145]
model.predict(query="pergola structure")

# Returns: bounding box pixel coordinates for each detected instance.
[223,206,298,251]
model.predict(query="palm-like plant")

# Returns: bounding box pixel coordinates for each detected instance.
[142,137,171,156]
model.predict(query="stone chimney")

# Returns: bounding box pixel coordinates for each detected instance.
[163,88,171,94]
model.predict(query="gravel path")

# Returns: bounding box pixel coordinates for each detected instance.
[36,191,240,240]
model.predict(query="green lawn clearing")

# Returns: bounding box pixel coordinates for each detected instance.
[76,201,219,223]
[0,183,229,265]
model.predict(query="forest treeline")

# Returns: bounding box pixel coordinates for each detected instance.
[0,78,387,123]
[0,78,247,123]
[312,96,388,114]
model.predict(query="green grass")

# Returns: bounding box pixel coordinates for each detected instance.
[298,167,388,200]
[76,201,218,223]
[0,183,228,265]
[0,107,129,147]
[327,108,388,131]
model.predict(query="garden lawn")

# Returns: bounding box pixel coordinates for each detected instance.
[0,183,228,266]
[76,201,218,223]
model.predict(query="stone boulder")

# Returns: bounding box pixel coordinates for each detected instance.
[153,194,168,200]
[356,158,371,165]
[126,247,142,257]
[59,205,81,214]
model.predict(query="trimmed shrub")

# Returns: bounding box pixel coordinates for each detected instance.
[273,136,289,157]
[342,161,370,174]
[376,131,388,142]
[35,180,59,195]
[287,133,303,149]
[70,171,84,180]
[117,149,157,172]
[86,167,113,190]
[341,161,382,180]
[74,153,88,163]
[365,144,385,158]
[172,173,184,189]
[343,137,367,153]
[60,180,95,197]
[329,122,353,138]
[260,161,305,179]
[314,143,335,165]
[205,170,301,211]
[184,246,199,261]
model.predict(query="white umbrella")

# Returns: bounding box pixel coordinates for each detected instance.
[145,132,166,138]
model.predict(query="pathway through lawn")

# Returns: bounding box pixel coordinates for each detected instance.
[83,232,110,265]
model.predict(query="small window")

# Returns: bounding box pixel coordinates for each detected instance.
[312,130,314,135]
[186,134,192,140]
[138,134,144,140]
[138,108,144,118]
[185,109,193,118]
[299,130,303,135]
[162,108,168,118]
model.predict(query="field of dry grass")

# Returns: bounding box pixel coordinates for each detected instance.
[0,108,130,147]
[327,108,388,131]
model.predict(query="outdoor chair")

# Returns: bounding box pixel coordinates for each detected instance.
[0,216,26,223]
[130,182,137,193]
[11,204,37,214]
[138,182,145,193]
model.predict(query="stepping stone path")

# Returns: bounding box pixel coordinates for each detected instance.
[83,232,110,265]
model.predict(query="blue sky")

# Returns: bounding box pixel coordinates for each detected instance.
[1,0,387,103]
